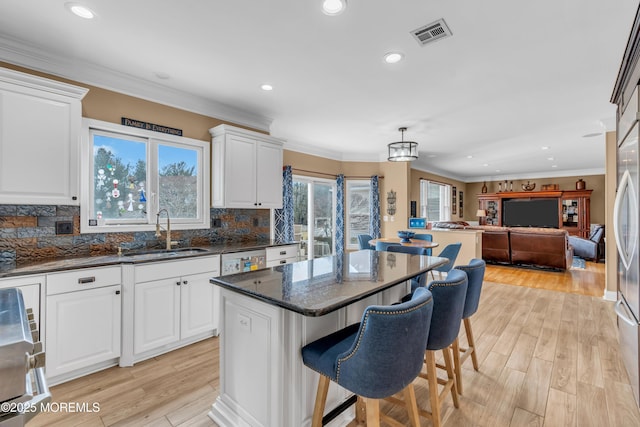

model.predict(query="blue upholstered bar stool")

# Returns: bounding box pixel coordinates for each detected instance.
[430,242,462,280]
[413,233,434,255]
[386,245,430,291]
[419,269,468,427]
[357,234,375,250]
[451,259,486,394]
[375,241,401,251]
[301,287,434,427]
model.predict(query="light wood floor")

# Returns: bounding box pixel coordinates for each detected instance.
[31,261,640,426]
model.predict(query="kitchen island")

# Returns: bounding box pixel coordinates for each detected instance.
[209,250,448,427]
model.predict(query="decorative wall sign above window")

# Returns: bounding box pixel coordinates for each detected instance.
[121,117,183,136]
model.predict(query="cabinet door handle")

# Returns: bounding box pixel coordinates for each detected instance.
[183,280,188,285]
[280,260,287,264]
[176,281,181,286]
[78,276,96,284]
[280,250,286,255]
[115,290,121,295]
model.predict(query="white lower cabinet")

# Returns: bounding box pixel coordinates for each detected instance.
[131,256,220,362]
[134,277,181,354]
[45,267,121,383]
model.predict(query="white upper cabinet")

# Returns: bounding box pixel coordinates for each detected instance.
[210,124,284,208]
[0,67,88,205]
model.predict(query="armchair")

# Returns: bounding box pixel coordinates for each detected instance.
[568,224,604,262]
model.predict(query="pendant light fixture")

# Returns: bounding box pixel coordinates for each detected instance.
[387,127,419,161]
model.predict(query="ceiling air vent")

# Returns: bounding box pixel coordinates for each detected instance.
[411,19,452,46]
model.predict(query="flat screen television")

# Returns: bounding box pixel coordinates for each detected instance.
[502,198,559,228]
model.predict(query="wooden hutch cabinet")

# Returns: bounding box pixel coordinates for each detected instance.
[477,190,592,237]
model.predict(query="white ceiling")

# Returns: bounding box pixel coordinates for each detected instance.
[0,0,638,182]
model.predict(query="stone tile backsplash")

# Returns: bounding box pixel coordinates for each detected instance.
[0,205,270,264]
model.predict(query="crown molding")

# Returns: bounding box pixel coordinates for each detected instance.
[0,36,272,132]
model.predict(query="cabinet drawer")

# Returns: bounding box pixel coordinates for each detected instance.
[47,267,121,295]
[266,258,296,268]
[266,245,298,262]
[135,255,220,283]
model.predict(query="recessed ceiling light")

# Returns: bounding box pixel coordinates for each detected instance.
[322,0,347,15]
[547,157,554,161]
[383,52,404,64]
[466,155,473,159]
[427,154,437,158]
[261,84,273,91]
[495,169,501,172]
[551,165,558,168]
[65,2,96,19]
[541,146,550,150]
[482,163,489,167]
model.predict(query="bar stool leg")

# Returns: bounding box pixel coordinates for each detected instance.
[355,396,366,425]
[442,347,460,408]
[425,350,442,427]
[451,337,463,394]
[311,375,330,427]
[365,398,380,427]
[465,318,479,370]
[403,384,421,427]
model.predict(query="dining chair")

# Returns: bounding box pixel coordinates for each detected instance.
[431,242,462,280]
[301,287,434,427]
[375,241,402,251]
[412,233,433,255]
[357,234,375,250]
[451,259,486,394]
[386,245,430,291]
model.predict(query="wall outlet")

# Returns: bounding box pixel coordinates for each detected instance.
[253,218,259,227]
[211,218,222,228]
[56,221,73,235]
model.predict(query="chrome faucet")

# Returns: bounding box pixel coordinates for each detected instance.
[155,209,176,250]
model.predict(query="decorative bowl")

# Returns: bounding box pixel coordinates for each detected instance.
[521,181,536,191]
[397,230,415,243]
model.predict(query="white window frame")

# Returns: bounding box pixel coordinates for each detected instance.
[346,179,371,250]
[293,175,337,260]
[80,118,210,234]
[419,179,452,222]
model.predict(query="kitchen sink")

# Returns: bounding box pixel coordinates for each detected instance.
[122,247,210,257]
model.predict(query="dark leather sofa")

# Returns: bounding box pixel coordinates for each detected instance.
[509,228,573,270]
[432,222,573,270]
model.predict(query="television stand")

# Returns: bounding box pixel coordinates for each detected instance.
[477,189,592,238]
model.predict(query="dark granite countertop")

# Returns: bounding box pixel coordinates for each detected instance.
[0,240,298,278]
[211,250,448,317]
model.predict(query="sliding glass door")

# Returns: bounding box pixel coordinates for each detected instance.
[293,176,336,259]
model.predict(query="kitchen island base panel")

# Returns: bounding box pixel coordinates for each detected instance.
[210,283,409,426]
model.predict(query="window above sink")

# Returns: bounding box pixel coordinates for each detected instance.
[80,119,210,234]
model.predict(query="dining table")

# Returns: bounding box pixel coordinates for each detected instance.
[369,237,440,249]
